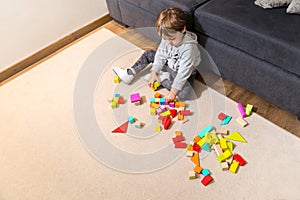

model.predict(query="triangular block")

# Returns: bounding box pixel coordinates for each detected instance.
[225,131,247,143]
[112,121,129,133]
[169,109,177,118]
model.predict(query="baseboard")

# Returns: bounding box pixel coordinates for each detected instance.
[0,14,112,85]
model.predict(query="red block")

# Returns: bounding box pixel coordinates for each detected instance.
[218,112,227,120]
[193,143,202,153]
[172,135,185,143]
[180,110,191,116]
[163,116,171,130]
[233,154,247,166]
[174,142,187,148]
[169,109,177,118]
[201,175,213,186]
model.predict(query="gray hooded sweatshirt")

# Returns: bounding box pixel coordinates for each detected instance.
[151,31,201,91]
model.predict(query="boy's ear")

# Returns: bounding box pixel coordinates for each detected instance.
[181,26,187,33]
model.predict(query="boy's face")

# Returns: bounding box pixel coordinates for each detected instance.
[162,28,186,47]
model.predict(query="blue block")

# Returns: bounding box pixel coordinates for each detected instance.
[150,98,155,103]
[114,93,121,98]
[198,125,213,138]
[128,116,135,124]
[201,168,211,176]
[201,142,211,152]
[221,116,232,125]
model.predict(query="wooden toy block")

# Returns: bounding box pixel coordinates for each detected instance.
[160,110,171,116]
[227,141,234,151]
[227,156,233,165]
[111,101,117,108]
[179,102,186,107]
[229,160,240,174]
[157,115,165,124]
[220,138,228,151]
[218,112,227,120]
[198,125,213,138]
[236,117,248,127]
[154,125,161,132]
[197,137,206,147]
[156,107,166,115]
[113,97,119,103]
[114,76,119,83]
[218,149,232,162]
[159,98,166,105]
[194,135,201,143]
[112,121,129,133]
[154,92,162,98]
[221,162,229,171]
[175,102,181,108]
[134,121,143,128]
[172,135,185,143]
[150,108,156,116]
[118,97,124,104]
[201,175,213,186]
[149,98,155,103]
[221,116,232,125]
[152,81,161,91]
[150,102,160,109]
[128,116,135,124]
[169,109,177,118]
[201,168,211,176]
[130,93,141,103]
[178,116,189,124]
[177,106,185,112]
[233,154,247,166]
[168,102,175,107]
[191,152,200,165]
[189,171,196,180]
[217,129,228,135]
[237,102,247,118]
[187,144,193,151]
[163,116,171,130]
[134,101,141,106]
[180,110,191,116]
[175,131,182,136]
[201,142,211,152]
[193,143,201,153]
[213,144,223,156]
[186,150,194,157]
[177,113,184,120]
[174,142,187,148]
[225,131,247,143]
[194,165,203,174]
[246,104,253,116]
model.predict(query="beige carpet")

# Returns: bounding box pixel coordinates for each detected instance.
[0,28,299,200]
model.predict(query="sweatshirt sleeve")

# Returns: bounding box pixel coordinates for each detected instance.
[151,40,168,73]
[172,44,201,91]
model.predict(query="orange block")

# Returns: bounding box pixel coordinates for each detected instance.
[191,152,200,166]
[194,165,203,174]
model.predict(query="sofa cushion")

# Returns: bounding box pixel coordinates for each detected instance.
[194,0,300,76]
[287,0,300,13]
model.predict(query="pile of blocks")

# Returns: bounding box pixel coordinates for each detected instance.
[109,93,125,108]
[149,92,191,131]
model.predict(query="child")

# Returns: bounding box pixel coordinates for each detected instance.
[113,7,201,102]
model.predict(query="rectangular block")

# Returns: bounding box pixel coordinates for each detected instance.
[174,142,187,148]
[246,104,253,116]
[236,117,248,127]
[198,125,213,138]
[229,160,240,173]
[237,102,247,118]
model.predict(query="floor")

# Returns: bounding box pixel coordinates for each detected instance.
[102,20,300,138]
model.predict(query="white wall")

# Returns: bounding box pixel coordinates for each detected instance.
[0,0,108,71]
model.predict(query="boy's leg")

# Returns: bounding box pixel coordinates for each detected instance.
[129,49,156,75]
[176,74,196,100]
[113,49,156,84]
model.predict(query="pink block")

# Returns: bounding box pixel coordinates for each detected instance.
[237,103,246,118]
[172,135,185,143]
[130,93,141,103]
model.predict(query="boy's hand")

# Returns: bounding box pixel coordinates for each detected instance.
[166,88,179,103]
[148,71,160,88]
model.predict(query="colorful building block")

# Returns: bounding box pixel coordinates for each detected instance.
[172,135,185,143]
[154,125,161,132]
[201,175,213,186]
[237,102,247,118]
[246,104,253,116]
[128,116,135,124]
[201,168,211,176]
[233,154,247,166]
[191,152,200,165]
[221,116,232,125]
[130,93,141,103]
[229,160,240,173]
[218,112,227,120]
[225,131,247,143]
[236,117,248,127]
[114,76,119,83]
[198,125,213,138]
[194,165,203,174]
[174,142,187,148]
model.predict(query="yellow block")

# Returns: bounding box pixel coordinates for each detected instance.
[220,138,228,151]
[229,160,240,173]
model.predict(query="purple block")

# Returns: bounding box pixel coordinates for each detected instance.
[130,93,141,103]
[237,103,246,118]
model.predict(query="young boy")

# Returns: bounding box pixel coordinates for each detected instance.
[113,7,201,102]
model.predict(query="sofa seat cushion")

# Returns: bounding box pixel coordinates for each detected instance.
[194,0,300,76]
[123,0,210,29]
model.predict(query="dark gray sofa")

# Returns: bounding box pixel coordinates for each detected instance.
[106,0,300,119]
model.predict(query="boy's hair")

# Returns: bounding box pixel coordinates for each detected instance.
[155,7,186,37]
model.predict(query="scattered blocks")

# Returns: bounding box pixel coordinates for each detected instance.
[233,154,247,166]
[225,131,247,143]
[198,125,213,138]
[194,165,203,174]
[201,168,211,176]
[189,171,197,180]
[130,93,141,105]
[114,76,119,83]
[154,125,161,132]
[112,121,129,133]
[221,115,232,125]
